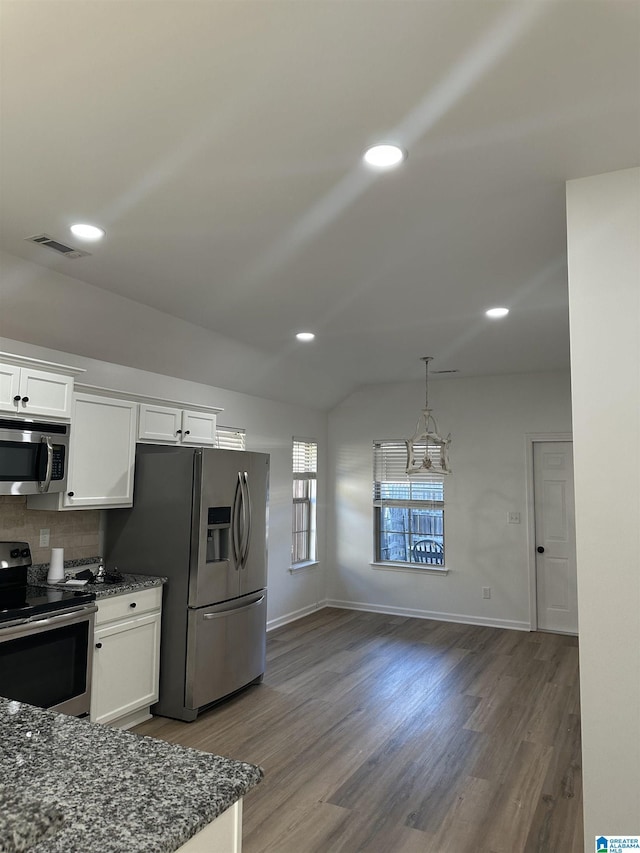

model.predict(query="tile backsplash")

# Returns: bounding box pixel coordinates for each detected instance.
[0,496,101,565]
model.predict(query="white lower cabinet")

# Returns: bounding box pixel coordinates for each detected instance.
[176,801,243,853]
[90,587,162,729]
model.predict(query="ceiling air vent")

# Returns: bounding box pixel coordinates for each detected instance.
[25,234,91,259]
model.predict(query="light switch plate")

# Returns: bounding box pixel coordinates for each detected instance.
[39,528,50,547]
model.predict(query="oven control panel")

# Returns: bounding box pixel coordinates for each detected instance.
[0,541,32,569]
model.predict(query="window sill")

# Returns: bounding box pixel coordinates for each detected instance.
[289,561,320,573]
[370,561,449,576]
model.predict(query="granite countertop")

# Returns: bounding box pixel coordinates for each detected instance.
[0,697,263,853]
[39,573,167,600]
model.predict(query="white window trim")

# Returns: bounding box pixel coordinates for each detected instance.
[289,560,320,573]
[292,437,318,567]
[373,439,446,569]
[371,561,449,576]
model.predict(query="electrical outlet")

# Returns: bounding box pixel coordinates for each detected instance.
[482,587,491,599]
[39,528,50,548]
[508,512,521,524]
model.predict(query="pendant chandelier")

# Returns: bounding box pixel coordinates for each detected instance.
[405,357,452,475]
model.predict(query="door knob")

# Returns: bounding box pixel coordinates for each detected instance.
[537,546,545,553]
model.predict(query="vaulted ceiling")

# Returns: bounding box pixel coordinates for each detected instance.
[1,1,638,408]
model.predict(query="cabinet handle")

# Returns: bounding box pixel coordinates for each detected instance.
[129,602,137,608]
[21,396,29,403]
[184,430,191,435]
[67,491,75,498]
[95,642,102,649]
[13,395,21,402]
[176,429,182,435]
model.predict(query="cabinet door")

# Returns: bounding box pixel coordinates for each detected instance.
[18,368,73,419]
[138,403,182,443]
[65,394,137,508]
[0,364,21,413]
[181,410,217,446]
[91,612,161,725]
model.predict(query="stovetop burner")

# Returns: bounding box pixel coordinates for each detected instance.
[0,541,96,626]
[0,584,96,624]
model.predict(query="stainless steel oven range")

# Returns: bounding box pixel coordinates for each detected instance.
[0,541,97,716]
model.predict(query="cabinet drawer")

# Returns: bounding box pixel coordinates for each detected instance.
[96,586,162,626]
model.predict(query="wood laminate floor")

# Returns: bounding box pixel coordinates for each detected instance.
[135,608,583,853]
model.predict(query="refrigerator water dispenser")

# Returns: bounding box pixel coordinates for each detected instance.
[206,506,231,562]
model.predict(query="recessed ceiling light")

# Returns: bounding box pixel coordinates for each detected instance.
[485,307,509,318]
[363,144,406,169]
[70,223,105,241]
[296,332,315,342]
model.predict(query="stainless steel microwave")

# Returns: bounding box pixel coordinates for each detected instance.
[0,417,69,495]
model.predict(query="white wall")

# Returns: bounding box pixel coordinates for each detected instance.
[567,167,640,844]
[0,249,345,410]
[0,335,328,629]
[327,371,572,628]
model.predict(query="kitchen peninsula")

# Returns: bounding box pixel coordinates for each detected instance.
[0,697,263,852]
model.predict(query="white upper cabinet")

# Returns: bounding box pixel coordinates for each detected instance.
[0,362,74,419]
[138,403,182,443]
[138,403,216,447]
[28,393,137,511]
[181,410,217,446]
[65,394,137,507]
[0,364,21,412]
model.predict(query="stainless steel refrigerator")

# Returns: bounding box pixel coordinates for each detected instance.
[105,444,269,721]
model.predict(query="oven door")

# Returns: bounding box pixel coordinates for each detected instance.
[0,605,97,716]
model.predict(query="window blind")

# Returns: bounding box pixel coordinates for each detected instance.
[293,438,317,476]
[216,426,246,451]
[373,440,444,506]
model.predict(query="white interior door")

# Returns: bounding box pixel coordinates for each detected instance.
[533,441,578,634]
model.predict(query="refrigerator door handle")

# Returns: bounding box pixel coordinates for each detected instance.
[231,473,243,570]
[202,594,265,619]
[240,471,252,571]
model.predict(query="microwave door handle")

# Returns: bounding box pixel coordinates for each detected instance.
[37,436,53,493]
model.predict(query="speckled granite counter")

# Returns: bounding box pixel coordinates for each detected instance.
[0,697,263,853]
[38,573,167,600]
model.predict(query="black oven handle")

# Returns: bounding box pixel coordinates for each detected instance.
[0,604,98,641]
[37,436,53,493]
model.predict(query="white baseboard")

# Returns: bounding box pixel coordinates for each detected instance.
[324,599,530,632]
[267,599,329,632]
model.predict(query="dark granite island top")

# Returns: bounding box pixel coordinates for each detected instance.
[0,697,263,853]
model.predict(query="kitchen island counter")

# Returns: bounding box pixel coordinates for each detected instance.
[0,697,262,853]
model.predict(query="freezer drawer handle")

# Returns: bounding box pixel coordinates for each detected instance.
[202,595,265,620]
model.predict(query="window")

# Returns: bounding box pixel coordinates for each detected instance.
[292,438,318,565]
[373,440,445,567]
[216,426,246,451]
